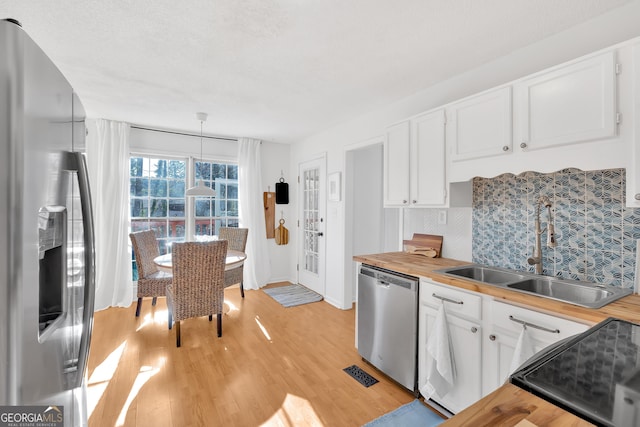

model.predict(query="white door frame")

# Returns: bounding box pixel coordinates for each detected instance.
[297,154,327,295]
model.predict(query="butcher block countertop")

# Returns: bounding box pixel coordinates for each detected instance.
[353,251,640,427]
[353,251,640,324]
[439,383,595,427]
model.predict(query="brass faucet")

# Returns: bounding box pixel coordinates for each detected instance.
[527,195,557,274]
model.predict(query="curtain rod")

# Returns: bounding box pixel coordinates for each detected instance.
[130,125,238,142]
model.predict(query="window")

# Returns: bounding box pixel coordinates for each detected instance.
[194,161,239,236]
[129,155,239,280]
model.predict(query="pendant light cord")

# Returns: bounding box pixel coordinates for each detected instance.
[198,119,203,179]
[186,112,214,197]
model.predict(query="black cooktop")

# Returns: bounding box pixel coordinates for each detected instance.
[511,318,640,427]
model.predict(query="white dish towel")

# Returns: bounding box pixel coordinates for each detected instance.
[420,302,456,399]
[510,325,536,374]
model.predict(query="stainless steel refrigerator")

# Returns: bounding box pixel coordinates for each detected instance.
[0,19,95,427]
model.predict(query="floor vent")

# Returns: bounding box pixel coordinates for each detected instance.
[343,365,379,387]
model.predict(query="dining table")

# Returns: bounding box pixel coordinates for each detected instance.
[153,249,247,273]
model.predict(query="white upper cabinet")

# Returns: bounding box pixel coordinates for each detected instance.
[447,86,513,162]
[383,120,411,206]
[446,44,631,184]
[384,109,446,207]
[385,38,637,202]
[628,41,640,207]
[410,109,446,206]
[514,51,617,152]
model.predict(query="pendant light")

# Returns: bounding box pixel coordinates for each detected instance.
[186,112,216,197]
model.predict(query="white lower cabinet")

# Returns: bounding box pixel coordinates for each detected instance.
[419,303,482,414]
[418,280,483,414]
[483,300,589,395]
[418,279,590,414]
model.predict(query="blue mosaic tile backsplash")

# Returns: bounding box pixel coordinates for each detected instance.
[472,168,640,288]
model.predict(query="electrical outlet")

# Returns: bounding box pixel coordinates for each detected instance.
[438,210,447,225]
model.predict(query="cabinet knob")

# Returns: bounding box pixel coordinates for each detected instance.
[635,194,640,201]
[403,200,408,204]
[502,146,509,152]
[412,200,417,204]
[489,334,496,341]
[471,327,478,333]
[520,142,527,149]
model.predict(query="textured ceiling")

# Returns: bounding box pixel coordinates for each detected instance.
[0,0,632,143]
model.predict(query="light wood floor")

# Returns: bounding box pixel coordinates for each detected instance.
[87,282,427,426]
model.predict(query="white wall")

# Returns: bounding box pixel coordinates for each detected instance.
[351,145,384,256]
[128,127,291,283]
[259,141,292,282]
[290,1,640,309]
[344,142,388,305]
[403,208,472,262]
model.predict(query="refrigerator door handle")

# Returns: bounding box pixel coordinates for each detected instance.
[65,151,96,388]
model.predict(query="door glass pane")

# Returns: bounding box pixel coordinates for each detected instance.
[303,167,320,275]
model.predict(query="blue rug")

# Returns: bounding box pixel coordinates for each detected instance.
[363,400,445,427]
[263,284,323,307]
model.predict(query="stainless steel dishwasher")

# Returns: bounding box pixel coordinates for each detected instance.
[357,264,419,394]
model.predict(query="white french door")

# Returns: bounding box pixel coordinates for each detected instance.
[298,157,326,295]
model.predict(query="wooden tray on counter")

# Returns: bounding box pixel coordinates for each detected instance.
[403,233,443,258]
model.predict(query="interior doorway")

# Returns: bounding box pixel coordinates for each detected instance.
[345,140,399,303]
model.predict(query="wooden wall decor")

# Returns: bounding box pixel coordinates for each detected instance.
[275,218,289,245]
[263,191,275,238]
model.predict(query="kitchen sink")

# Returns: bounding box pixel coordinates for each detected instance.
[437,265,527,285]
[434,264,632,308]
[505,278,628,308]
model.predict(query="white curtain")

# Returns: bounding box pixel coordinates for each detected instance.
[238,138,272,289]
[86,119,133,310]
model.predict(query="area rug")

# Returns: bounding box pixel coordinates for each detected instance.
[263,284,323,307]
[363,400,445,427]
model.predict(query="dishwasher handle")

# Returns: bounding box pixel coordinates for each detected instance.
[359,265,417,291]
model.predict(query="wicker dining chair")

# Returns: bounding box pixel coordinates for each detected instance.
[166,240,228,347]
[219,227,249,298]
[130,230,172,317]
